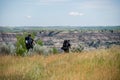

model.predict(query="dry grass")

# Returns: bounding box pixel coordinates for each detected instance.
[0,46,120,80]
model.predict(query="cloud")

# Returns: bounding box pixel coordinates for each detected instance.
[69,12,84,16]
[26,16,32,19]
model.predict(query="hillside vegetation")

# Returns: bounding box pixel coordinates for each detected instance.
[0,46,120,80]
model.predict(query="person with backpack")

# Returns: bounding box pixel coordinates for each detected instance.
[61,40,71,53]
[25,34,34,51]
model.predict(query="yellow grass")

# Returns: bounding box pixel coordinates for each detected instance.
[0,46,120,80]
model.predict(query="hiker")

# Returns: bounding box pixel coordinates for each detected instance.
[25,34,34,51]
[61,40,71,53]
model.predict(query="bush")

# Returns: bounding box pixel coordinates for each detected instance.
[36,39,43,46]
[16,34,27,56]
[0,42,16,55]
[52,47,58,54]
[33,44,53,56]
[33,44,42,54]
[8,43,16,55]
[0,42,9,54]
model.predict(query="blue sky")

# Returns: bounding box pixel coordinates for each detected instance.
[0,0,120,26]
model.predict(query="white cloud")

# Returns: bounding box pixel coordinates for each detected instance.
[26,16,32,19]
[69,12,84,16]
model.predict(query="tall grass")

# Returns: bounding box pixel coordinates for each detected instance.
[0,46,120,80]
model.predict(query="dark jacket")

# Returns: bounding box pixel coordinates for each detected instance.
[25,36,33,50]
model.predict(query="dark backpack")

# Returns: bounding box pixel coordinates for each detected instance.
[25,37,33,46]
[61,40,70,50]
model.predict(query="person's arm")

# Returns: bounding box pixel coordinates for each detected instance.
[32,40,35,45]
[69,43,71,48]
[31,38,35,45]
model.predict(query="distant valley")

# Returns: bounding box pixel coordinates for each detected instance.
[0,26,120,50]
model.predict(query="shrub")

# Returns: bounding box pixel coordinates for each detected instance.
[33,44,53,56]
[36,39,43,46]
[0,42,16,55]
[16,34,27,56]
[8,43,16,55]
[0,42,9,54]
[52,47,58,54]
[33,44,42,54]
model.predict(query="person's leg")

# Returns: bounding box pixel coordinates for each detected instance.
[66,49,69,53]
[64,49,69,53]
[26,44,30,51]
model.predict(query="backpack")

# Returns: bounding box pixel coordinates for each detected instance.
[25,37,33,45]
[61,40,70,50]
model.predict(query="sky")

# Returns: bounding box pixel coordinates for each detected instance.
[0,0,120,26]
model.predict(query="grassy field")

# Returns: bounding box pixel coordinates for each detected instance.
[0,46,120,80]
